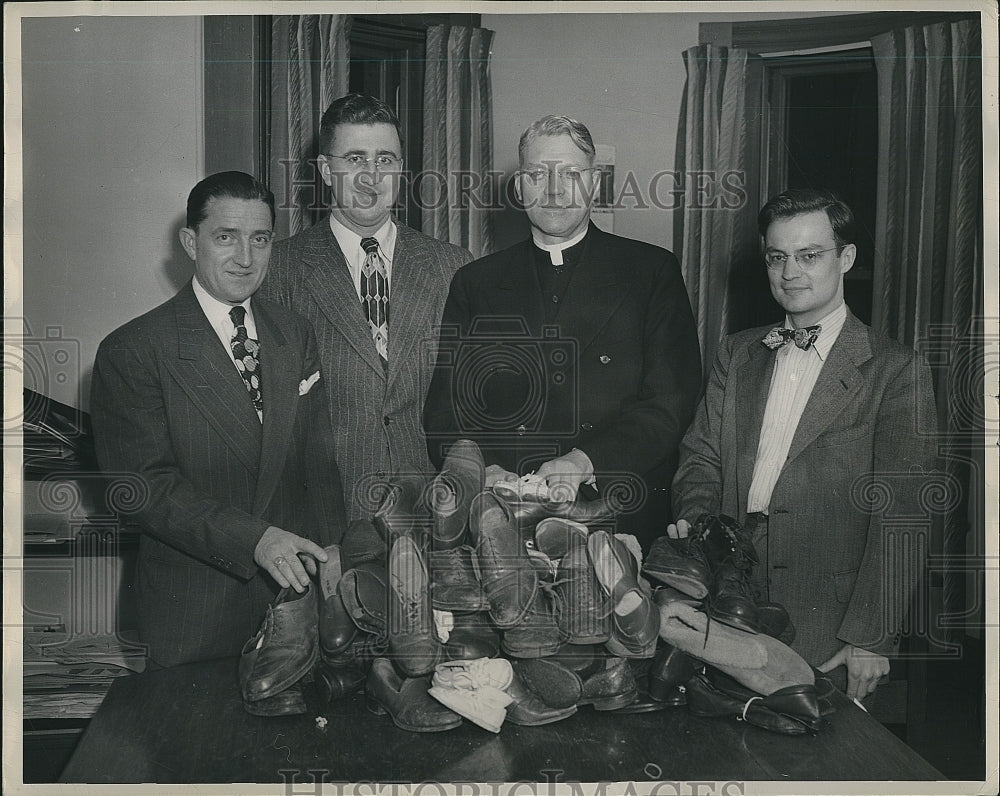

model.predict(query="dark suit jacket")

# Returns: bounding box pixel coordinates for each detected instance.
[424,224,702,548]
[673,311,938,666]
[91,283,347,668]
[258,218,472,520]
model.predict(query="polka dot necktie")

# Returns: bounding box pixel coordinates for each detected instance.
[360,237,389,363]
[229,305,263,418]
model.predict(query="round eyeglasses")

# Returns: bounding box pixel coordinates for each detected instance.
[764,247,841,270]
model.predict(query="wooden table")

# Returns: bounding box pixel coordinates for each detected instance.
[60,656,942,784]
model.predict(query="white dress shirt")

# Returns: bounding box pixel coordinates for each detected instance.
[746,302,848,513]
[329,214,396,300]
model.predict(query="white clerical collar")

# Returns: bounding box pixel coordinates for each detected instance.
[531,227,588,266]
[783,302,848,361]
[329,213,396,265]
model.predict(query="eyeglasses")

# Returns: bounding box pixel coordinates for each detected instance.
[519,166,600,186]
[324,153,402,171]
[764,247,841,270]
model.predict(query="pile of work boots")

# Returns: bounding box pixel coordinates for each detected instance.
[646,513,833,734]
[239,441,829,735]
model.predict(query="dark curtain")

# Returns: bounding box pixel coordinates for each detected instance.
[870,18,984,639]
[673,44,761,374]
[269,15,351,240]
[422,24,495,257]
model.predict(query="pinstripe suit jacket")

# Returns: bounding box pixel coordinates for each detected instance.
[673,311,938,666]
[258,217,472,519]
[91,283,347,667]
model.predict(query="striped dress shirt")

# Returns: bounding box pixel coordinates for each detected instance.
[746,302,848,513]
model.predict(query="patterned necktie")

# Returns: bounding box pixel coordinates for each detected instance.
[229,305,263,417]
[360,237,390,362]
[761,325,822,351]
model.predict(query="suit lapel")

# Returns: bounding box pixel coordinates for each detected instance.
[386,224,434,389]
[553,226,627,353]
[167,284,261,474]
[493,240,546,335]
[784,312,872,465]
[252,300,297,515]
[735,331,777,493]
[302,220,386,379]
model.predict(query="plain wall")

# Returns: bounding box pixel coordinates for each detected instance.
[483,11,854,252]
[21,15,203,411]
[484,12,701,252]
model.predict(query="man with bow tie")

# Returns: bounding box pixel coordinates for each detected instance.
[424,114,702,550]
[671,188,938,700]
[91,172,347,668]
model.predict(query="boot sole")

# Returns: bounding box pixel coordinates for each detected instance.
[643,569,709,599]
[579,688,639,711]
[366,695,462,732]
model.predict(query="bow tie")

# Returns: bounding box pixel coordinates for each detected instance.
[761,325,821,351]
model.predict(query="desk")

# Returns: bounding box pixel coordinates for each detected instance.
[60,657,942,784]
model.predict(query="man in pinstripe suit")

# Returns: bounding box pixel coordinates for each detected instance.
[259,94,472,521]
[92,172,347,668]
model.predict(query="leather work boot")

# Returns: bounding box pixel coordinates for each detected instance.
[388,536,442,677]
[366,657,462,732]
[703,515,760,634]
[317,544,359,666]
[502,550,565,658]
[374,474,430,543]
[646,641,698,706]
[643,529,711,600]
[535,516,589,560]
[430,439,487,550]
[340,561,389,639]
[469,491,538,628]
[588,531,659,658]
[577,655,638,711]
[504,669,577,726]
[428,545,488,612]
[513,657,584,709]
[240,585,319,703]
[315,659,367,704]
[443,614,502,661]
[554,531,611,645]
[242,678,307,716]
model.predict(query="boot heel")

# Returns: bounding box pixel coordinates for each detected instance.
[366,695,388,716]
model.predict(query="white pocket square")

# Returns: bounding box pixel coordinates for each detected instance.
[299,371,321,396]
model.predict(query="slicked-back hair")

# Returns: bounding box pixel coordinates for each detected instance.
[319,93,404,154]
[186,171,275,230]
[758,188,856,249]
[518,115,596,165]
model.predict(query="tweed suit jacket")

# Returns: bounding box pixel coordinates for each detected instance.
[258,217,472,520]
[424,224,703,549]
[91,283,347,667]
[673,310,938,666]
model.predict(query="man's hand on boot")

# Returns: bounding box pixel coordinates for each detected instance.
[818,644,889,701]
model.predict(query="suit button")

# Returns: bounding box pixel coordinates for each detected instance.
[516,425,527,436]
[599,355,611,364]
[377,471,386,479]
[383,415,391,426]
[772,507,788,514]
[581,422,594,431]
